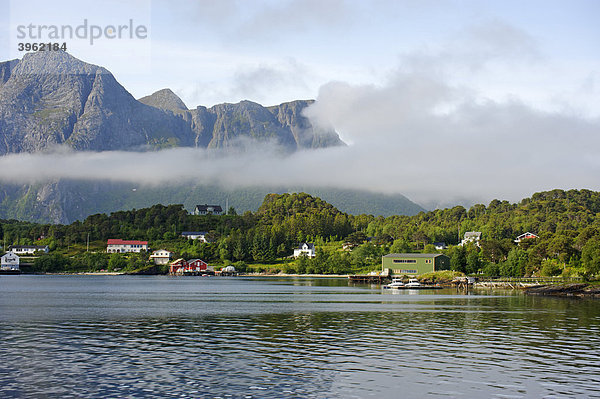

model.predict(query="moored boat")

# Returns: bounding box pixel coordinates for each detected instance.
[383,278,405,289]
[405,278,421,288]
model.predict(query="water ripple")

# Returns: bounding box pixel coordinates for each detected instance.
[1,276,599,398]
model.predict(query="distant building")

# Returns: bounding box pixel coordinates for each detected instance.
[169,258,213,274]
[181,231,210,242]
[107,239,149,253]
[433,242,447,250]
[294,243,316,258]
[342,242,358,251]
[460,231,482,247]
[193,204,223,215]
[9,245,49,255]
[514,232,539,243]
[1,251,20,271]
[382,253,450,276]
[150,249,173,265]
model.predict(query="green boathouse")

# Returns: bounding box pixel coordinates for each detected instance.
[382,253,451,275]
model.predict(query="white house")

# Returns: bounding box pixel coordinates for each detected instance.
[1,251,20,271]
[193,204,223,215]
[460,232,482,247]
[9,245,49,255]
[149,249,173,265]
[514,232,539,243]
[433,242,447,250]
[107,239,149,253]
[294,243,316,258]
[181,231,209,242]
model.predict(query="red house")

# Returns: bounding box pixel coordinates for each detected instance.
[169,258,213,274]
[514,232,539,243]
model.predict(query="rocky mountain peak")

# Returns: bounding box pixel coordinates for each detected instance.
[138,88,188,112]
[16,50,108,76]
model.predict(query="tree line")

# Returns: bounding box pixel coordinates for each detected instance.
[1,189,600,277]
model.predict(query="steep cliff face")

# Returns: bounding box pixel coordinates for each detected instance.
[137,91,344,151]
[206,101,297,150]
[268,100,344,149]
[0,51,194,154]
[0,51,344,155]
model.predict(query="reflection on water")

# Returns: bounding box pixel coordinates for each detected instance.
[1,276,599,398]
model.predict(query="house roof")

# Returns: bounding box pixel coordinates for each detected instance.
[383,253,447,258]
[1,251,19,258]
[194,204,223,212]
[464,231,482,239]
[297,242,315,250]
[9,245,48,250]
[107,239,148,245]
[151,249,172,255]
[516,232,538,238]
[181,231,208,235]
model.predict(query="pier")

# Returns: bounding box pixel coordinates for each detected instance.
[348,275,391,284]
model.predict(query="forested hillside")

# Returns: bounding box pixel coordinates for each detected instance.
[2,189,600,277]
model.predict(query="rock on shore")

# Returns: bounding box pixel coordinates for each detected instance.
[524,284,600,297]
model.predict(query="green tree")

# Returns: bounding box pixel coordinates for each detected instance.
[108,253,127,271]
[296,254,309,274]
[581,237,600,277]
[34,253,71,273]
[465,251,481,274]
[423,244,437,253]
[390,239,411,254]
[450,246,467,273]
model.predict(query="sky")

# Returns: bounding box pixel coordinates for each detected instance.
[1,0,599,209]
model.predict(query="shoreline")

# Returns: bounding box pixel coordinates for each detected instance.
[10,273,599,297]
[524,283,600,298]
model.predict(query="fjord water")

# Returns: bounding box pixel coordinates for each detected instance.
[1,276,599,398]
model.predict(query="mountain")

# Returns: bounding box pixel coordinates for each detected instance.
[0,51,193,153]
[0,51,344,154]
[0,181,426,224]
[0,51,420,223]
[138,88,189,112]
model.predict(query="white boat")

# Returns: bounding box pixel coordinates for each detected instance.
[383,278,405,289]
[405,278,421,288]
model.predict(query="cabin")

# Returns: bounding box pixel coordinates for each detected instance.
[149,249,173,265]
[382,253,450,276]
[294,242,316,258]
[460,231,481,247]
[8,245,49,255]
[193,204,223,215]
[1,251,20,271]
[106,239,149,253]
[169,258,213,274]
[181,231,210,242]
[514,232,539,243]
